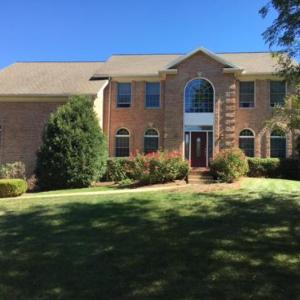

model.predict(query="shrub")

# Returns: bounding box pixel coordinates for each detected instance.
[210,148,249,183]
[0,179,28,198]
[247,158,280,178]
[0,162,26,179]
[36,96,107,190]
[296,136,300,158]
[105,158,136,182]
[118,178,136,188]
[105,151,189,185]
[279,158,300,180]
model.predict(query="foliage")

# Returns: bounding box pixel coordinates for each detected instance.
[247,158,280,177]
[36,95,107,190]
[106,151,189,185]
[210,148,249,183]
[118,178,135,188]
[279,158,300,180]
[0,162,26,179]
[260,0,300,82]
[105,158,136,182]
[247,157,300,180]
[265,89,300,131]
[296,136,300,157]
[0,179,28,198]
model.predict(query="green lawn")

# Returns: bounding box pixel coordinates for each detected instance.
[0,178,299,300]
[24,184,116,197]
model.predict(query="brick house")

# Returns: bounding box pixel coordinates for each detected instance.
[0,47,295,174]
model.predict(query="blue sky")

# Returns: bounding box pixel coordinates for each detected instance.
[0,0,276,69]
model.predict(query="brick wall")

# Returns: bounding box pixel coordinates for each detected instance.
[163,52,236,156]
[103,81,165,156]
[0,101,64,175]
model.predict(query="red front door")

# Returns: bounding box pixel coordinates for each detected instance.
[191,132,207,167]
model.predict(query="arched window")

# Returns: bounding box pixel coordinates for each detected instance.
[144,129,159,154]
[239,129,255,157]
[115,128,130,157]
[270,129,286,158]
[185,79,214,113]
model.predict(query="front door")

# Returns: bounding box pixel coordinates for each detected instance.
[191,132,207,167]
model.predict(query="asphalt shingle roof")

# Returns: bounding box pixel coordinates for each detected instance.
[0,62,106,96]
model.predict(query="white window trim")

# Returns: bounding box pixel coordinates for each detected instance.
[116,82,132,108]
[238,80,256,109]
[269,80,287,108]
[145,82,161,109]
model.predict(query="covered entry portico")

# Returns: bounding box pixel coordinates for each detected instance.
[183,77,215,168]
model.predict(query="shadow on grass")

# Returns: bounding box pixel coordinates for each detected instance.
[0,190,300,300]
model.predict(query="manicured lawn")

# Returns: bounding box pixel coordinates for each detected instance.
[24,184,116,197]
[0,178,299,299]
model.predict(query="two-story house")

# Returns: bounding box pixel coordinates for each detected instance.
[0,47,295,174]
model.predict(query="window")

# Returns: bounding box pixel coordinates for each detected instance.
[184,132,190,160]
[239,129,255,157]
[185,79,214,112]
[239,81,255,108]
[117,83,131,107]
[270,129,286,158]
[146,82,160,108]
[144,129,159,154]
[115,128,130,157]
[270,81,286,107]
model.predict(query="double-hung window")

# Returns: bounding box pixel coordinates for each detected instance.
[239,81,255,108]
[145,82,160,108]
[270,81,286,107]
[117,83,131,107]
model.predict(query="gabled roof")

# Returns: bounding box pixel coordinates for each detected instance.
[165,47,240,69]
[93,54,181,77]
[0,62,106,96]
[218,52,287,74]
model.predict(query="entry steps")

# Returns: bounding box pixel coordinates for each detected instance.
[188,167,214,184]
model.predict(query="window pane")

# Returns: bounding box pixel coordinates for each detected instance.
[208,131,213,161]
[185,132,190,160]
[117,83,131,107]
[144,137,159,154]
[239,138,254,157]
[146,82,160,108]
[271,137,286,158]
[270,81,286,107]
[185,79,214,113]
[116,136,129,157]
[239,82,254,108]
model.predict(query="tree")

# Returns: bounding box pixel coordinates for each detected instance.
[261,1,300,156]
[36,95,107,190]
[260,0,300,82]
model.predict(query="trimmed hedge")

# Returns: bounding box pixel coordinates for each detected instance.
[210,148,249,183]
[0,162,26,179]
[279,158,300,180]
[0,179,28,198]
[247,157,300,180]
[106,151,189,185]
[247,158,280,178]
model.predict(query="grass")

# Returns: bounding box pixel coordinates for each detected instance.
[0,178,299,299]
[25,184,116,196]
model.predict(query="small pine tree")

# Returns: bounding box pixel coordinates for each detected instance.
[36,95,107,190]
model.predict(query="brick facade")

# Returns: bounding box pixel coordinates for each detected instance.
[0,51,295,174]
[0,101,65,174]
